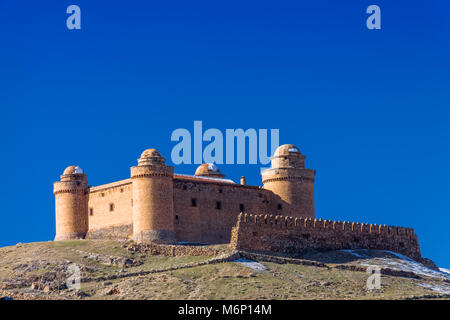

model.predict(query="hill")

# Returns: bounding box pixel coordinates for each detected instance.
[0,240,449,300]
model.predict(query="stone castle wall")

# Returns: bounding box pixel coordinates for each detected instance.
[173,179,276,243]
[230,213,421,260]
[86,179,133,239]
[83,175,317,244]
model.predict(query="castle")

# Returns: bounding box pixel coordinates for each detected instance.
[53,144,421,260]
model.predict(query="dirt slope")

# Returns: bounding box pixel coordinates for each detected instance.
[0,240,449,300]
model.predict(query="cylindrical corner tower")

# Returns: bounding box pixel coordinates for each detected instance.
[131,149,176,244]
[262,144,315,218]
[53,166,89,241]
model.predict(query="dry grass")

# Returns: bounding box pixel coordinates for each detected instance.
[0,240,448,300]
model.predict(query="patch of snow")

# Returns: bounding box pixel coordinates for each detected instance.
[439,268,450,275]
[418,282,450,295]
[341,250,368,258]
[357,250,450,280]
[384,251,416,263]
[233,259,265,272]
[175,173,235,184]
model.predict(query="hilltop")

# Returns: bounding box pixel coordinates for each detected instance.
[0,240,449,300]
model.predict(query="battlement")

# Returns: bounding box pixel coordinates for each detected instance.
[237,213,417,239]
[231,213,421,260]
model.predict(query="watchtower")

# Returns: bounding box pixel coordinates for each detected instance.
[53,166,89,240]
[130,149,176,243]
[262,144,315,218]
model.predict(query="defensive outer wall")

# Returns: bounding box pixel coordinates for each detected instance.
[230,213,421,260]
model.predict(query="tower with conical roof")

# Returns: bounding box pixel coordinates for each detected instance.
[53,166,89,240]
[261,144,315,218]
[130,149,176,243]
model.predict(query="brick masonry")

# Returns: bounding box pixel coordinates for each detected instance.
[53,144,423,260]
[230,213,421,260]
[54,144,316,244]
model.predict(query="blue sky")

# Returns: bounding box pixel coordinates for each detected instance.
[1,1,449,267]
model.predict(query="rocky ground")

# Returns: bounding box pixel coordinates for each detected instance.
[0,240,449,300]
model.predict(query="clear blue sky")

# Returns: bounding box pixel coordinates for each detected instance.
[1,1,449,267]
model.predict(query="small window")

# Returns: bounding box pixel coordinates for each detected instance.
[183,185,187,190]
[216,201,222,210]
[277,204,282,210]
[120,188,124,193]
[101,193,105,197]
[175,215,179,223]
[89,208,94,216]
[191,198,197,207]
[219,189,223,194]
[109,203,115,212]
[239,204,245,212]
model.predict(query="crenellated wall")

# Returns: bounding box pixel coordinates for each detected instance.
[230,213,421,260]
[81,179,421,259]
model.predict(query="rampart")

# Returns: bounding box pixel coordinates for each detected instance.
[230,213,421,260]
